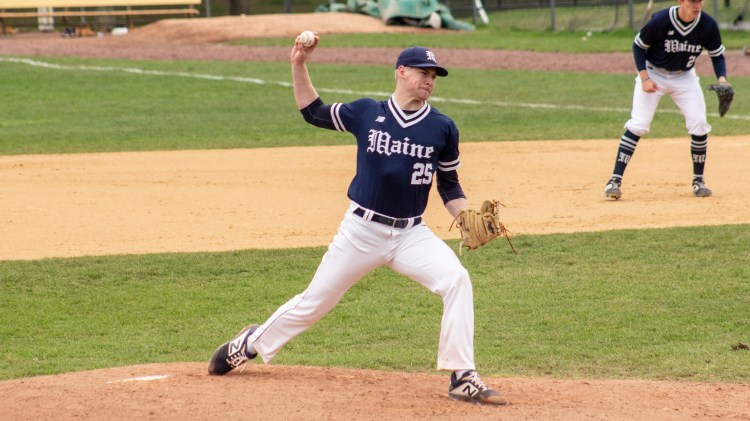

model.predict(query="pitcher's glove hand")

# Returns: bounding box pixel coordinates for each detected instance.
[450,200,516,255]
[707,84,734,117]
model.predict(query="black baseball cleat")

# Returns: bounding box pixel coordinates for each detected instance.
[448,370,508,406]
[208,324,259,375]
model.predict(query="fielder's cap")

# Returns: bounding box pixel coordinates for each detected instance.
[395,46,448,77]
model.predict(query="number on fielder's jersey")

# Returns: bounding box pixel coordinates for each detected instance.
[411,163,434,185]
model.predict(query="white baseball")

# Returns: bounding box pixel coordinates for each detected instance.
[298,30,315,47]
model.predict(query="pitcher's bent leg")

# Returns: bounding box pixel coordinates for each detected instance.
[389,225,475,370]
[250,211,388,362]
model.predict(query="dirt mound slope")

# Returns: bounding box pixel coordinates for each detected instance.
[2,363,750,420]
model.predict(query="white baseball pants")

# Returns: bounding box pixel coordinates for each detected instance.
[248,201,476,371]
[625,65,711,137]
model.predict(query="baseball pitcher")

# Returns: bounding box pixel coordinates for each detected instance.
[207,35,509,406]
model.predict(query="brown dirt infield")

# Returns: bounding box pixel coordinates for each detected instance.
[1,13,750,420]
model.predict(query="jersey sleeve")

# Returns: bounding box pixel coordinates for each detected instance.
[703,17,725,57]
[435,119,465,203]
[300,98,371,132]
[299,97,337,130]
[633,10,666,53]
[437,119,460,172]
[633,22,656,72]
[703,18,727,78]
[634,20,657,51]
[436,169,466,203]
[632,40,648,72]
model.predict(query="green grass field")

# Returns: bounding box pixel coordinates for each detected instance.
[2,226,749,381]
[1,25,749,383]
[1,57,748,155]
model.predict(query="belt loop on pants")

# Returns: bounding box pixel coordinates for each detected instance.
[353,207,422,229]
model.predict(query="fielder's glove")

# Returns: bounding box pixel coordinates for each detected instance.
[450,200,516,255]
[707,84,734,117]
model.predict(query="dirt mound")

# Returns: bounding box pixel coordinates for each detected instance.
[3,363,749,420]
[128,13,427,43]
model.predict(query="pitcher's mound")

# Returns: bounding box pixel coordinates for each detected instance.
[2,362,749,419]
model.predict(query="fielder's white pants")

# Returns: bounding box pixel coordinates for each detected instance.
[625,65,711,137]
[248,201,476,371]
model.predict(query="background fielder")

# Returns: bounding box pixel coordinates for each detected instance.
[207,35,508,406]
[604,0,730,200]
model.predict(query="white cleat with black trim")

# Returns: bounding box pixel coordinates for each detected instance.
[448,370,507,406]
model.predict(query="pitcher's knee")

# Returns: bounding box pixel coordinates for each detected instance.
[438,266,471,295]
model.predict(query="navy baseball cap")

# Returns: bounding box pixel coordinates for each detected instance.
[395,46,448,77]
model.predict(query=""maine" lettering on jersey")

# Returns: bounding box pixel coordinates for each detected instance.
[663,39,702,54]
[367,129,435,158]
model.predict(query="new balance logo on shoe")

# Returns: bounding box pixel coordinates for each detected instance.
[462,384,478,397]
[207,324,259,376]
[448,370,507,406]
[228,335,246,356]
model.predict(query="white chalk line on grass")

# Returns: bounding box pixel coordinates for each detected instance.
[3,56,748,121]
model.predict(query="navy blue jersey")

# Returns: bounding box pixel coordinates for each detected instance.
[634,6,724,72]
[306,96,460,218]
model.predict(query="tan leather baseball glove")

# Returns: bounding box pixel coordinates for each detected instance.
[451,200,516,255]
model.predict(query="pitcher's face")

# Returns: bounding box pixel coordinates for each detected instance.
[398,66,437,101]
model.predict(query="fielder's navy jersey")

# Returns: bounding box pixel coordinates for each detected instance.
[305,96,460,218]
[634,6,724,72]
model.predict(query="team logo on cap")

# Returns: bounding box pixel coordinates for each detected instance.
[426,50,437,63]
